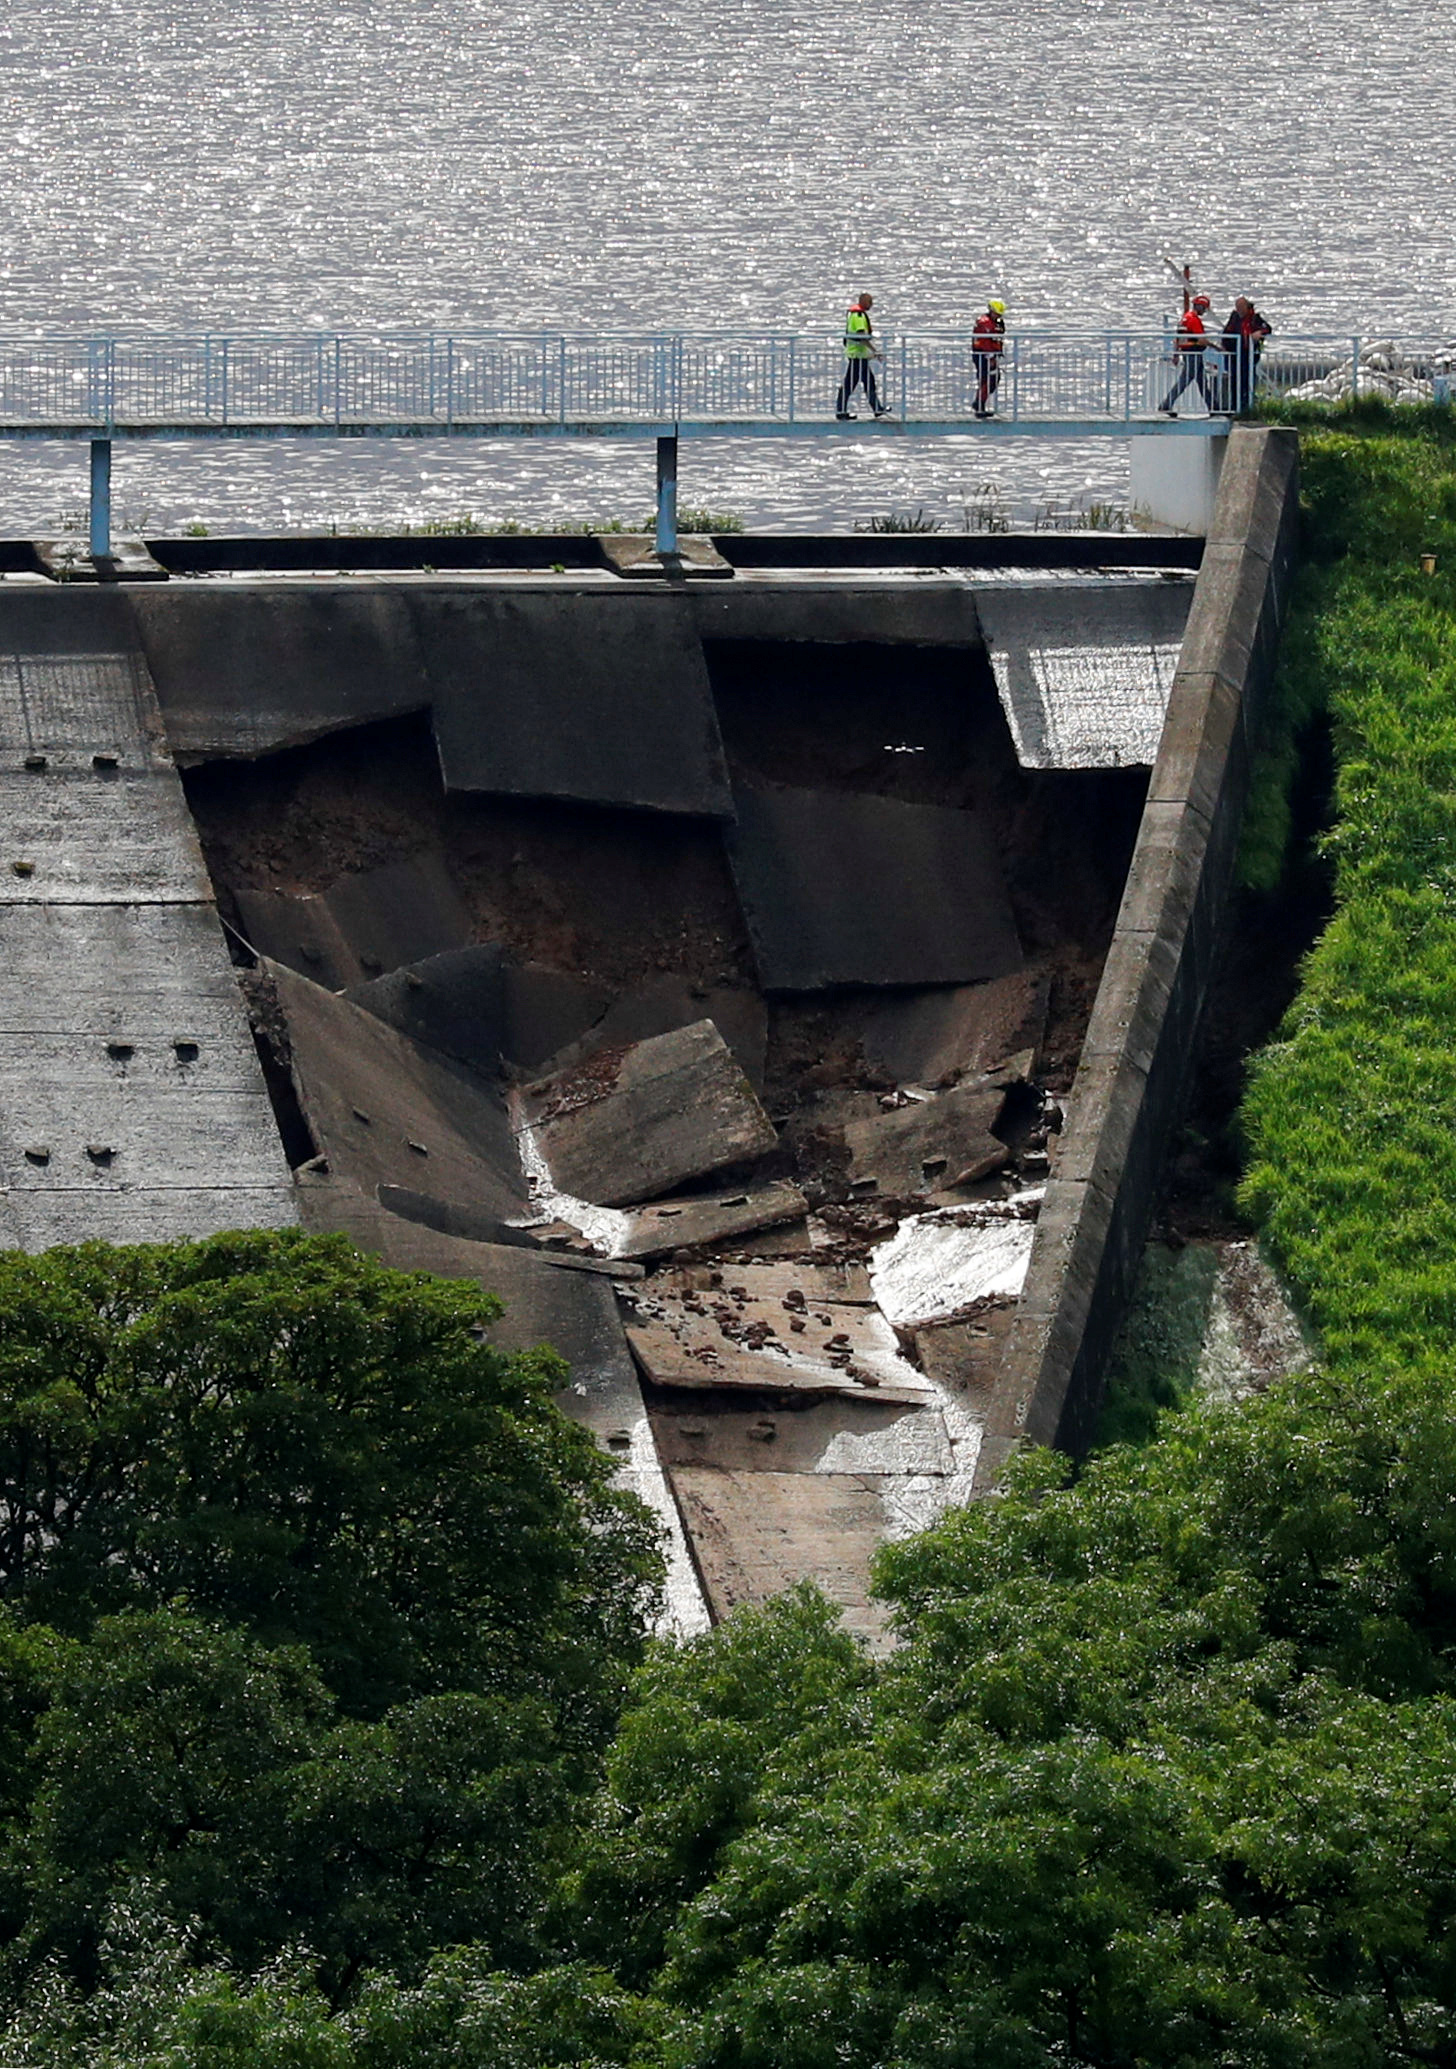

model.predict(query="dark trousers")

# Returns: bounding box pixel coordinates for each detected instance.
[974,351,1001,413]
[837,357,880,414]
[1161,353,1209,412]
[1227,341,1258,412]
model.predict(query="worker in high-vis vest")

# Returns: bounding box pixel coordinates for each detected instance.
[836,293,889,419]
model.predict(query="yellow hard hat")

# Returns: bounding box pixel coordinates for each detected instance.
[988,298,1006,315]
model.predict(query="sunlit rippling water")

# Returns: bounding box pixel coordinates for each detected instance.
[0,0,1450,533]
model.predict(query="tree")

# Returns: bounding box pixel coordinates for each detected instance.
[0,1230,662,1733]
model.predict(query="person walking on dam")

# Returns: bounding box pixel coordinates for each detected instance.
[1159,293,1214,414]
[1222,294,1272,412]
[836,293,888,419]
[972,297,1006,417]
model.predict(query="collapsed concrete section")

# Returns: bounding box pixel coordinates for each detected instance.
[0,557,1199,1637]
[428,592,734,817]
[727,782,1025,992]
[520,1020,777,1208]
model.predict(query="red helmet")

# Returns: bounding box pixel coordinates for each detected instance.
[1192,294,1211,310]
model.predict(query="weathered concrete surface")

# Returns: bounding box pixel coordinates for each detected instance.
[668,1468,891,1642]
[727,782,1024,993]
[543,979,770,1095]
[296,1176,709,1637]
[843,1082,1009,1196]
[617,1180,809,1260]
[622,1281,933,1402]
[691,580,983,648]
[651,1397,953,1475]
[0,593,296,1247]
[426,591,734,816]
[974,427,1301,1488]
[975,576,1193,769]
[270,962,525,1220]
[522,1020,777,1208]
[857,970,1050,1088]
[238,856,472,991]
[130,587,429,759]
[658,1258,873,1307]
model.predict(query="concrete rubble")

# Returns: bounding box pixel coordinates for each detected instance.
[519,1020,778,1208]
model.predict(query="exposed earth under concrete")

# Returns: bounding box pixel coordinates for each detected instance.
[184,634,1147,1643]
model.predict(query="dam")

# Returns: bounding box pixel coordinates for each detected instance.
[0,426,1297,1641]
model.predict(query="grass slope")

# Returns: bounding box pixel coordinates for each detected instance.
[1241,407,1456,1378]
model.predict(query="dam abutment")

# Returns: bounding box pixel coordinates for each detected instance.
[973,426,1301,1483]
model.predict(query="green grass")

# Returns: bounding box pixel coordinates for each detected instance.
[1238,406,1456,1381]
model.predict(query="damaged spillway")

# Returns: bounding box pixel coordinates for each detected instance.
[162,571,1166,1644]
[0,534,1243,1645]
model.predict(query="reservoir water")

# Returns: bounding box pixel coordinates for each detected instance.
[0,0,1450,533]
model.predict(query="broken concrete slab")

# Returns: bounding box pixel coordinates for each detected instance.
[912,1303,1019,1393]
[424,590,733,817]
[870,1200,1040,1326]
[521,1019,777,1208]
[650,1397,954,1475]
[543,978,769,1094]
[238,854,473,991]
[843,1081,1009,1197]
[373,1183,642,1276]
[347,944,508,1071]
[726,782,1024,992]
[132,586,430,760]
[622,1284,932,1403]
[269,961,525,1219]
[617,1180,810,1261]
[346,947,618,1079]
[857,968,1051,1088]
[501,963,616,1074]
[657,1258,874,1307]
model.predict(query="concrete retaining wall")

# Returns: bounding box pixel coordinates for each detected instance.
[972,426,1301,1486]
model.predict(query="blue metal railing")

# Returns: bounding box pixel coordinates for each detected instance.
[0,329,1450,432]
[6,329,1446,560]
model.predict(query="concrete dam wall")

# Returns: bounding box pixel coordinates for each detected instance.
[0,441,1295,1638]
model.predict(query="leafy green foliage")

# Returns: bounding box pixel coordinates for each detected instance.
[0,1231,662,2005]
[0,1229,660,1727]
[1239,418,1456,1381]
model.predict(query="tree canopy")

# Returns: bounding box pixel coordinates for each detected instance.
[0,1230,662,2000]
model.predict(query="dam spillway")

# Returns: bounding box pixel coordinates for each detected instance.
[0,437,1294,1639]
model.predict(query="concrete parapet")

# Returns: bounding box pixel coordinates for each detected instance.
[974,427,1300,1483]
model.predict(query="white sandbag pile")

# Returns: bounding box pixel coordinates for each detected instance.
[1277,339,1456,406]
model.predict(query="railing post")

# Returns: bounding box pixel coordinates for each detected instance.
[333,336,342,428]
[219,339,230,426]
[1351,335,1360,403]
[899,334,907,420]
[655,433,678,556]
[1010,334,1021,421]
[446,337,455,428]
[787,337,796,423]
[88,438,112,562]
